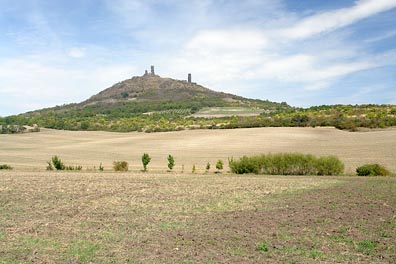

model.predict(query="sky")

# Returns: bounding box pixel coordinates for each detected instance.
[0,0,396,116]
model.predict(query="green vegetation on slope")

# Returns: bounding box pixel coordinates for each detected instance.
[1,74,395,133]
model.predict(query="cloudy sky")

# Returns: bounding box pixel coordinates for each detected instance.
[1,0,396,116]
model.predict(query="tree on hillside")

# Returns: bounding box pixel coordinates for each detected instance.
[167,154,175,171]
[142,153,151,171]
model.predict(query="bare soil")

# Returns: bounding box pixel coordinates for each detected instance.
[0,172,395,263]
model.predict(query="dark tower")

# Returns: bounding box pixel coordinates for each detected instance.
[150,65,155,75]
[188,73,192,83]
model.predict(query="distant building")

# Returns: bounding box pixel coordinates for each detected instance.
[151,65,155,75]
[188,73,192,83]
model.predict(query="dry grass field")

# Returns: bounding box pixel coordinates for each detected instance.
[0,127,395,173]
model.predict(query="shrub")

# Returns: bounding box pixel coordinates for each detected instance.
[206,162,211,172]
[99,163,104,171]
[316,156,345,176]
[0,164,12,170]
[65,165,82,171]
[142,153,151,171]
[113,161,129,172]
[46,156,82,171]
[192,164,196,173]
[228,156,261,174]
[167,154,175,171]
[51,155,65,170]
[356,164,390,176]
[216,160,223,171]
[229,153,344,176]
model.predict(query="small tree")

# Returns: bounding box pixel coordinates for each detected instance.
[142,153,151,171]
[216,159,223,172]
[167,154,175,171]
[206,162,211,172]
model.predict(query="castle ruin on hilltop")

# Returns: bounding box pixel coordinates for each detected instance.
[143,65,194,84]
[143,65,155,76]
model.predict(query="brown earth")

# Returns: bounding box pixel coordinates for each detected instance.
[0,172,395,263]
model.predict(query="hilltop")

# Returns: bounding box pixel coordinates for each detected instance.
[1,66,396,133]
[0,67,290,133]
[84,73,234,105]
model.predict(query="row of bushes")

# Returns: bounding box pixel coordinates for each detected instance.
[25,153,390,176]
[113,154,224,173]
[228,153,394,177]
[46,156,82,171]
[229,153,345,175]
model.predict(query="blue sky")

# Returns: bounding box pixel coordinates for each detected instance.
[0,0,396,116]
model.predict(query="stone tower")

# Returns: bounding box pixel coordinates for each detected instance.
[188,73,192,83]
[151,65,155,75]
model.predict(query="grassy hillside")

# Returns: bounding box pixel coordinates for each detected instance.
[0,74,291,133]
[1,73,395,133]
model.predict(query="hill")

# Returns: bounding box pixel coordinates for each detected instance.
[1,67,396,133]
[0,68,291,133]
[84,73,235,104]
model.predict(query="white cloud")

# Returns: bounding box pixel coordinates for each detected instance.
[186,29,268,53]
[280,0,396,39]
[1,0,395,115]
[164,0,396,98]
[0,57,138,113]
[68,48,86,58]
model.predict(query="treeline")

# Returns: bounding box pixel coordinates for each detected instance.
[0,98,290,132]
[1,103,395,133]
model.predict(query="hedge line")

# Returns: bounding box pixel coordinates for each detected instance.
[229,153,344,176]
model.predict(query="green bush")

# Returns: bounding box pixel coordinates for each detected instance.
[51,155,65,170]
[0,164,12,170]
[228,156,261,174]
[316,156,345,176]
[206,162,211,172]
[142,153,151,171]
[65,165,82,171]
[356,164,390,176]
[216,159,224,171]
[167,154,175,171]
[46,156,82,171]
[229,153,344,176]
[113,161,129,172]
